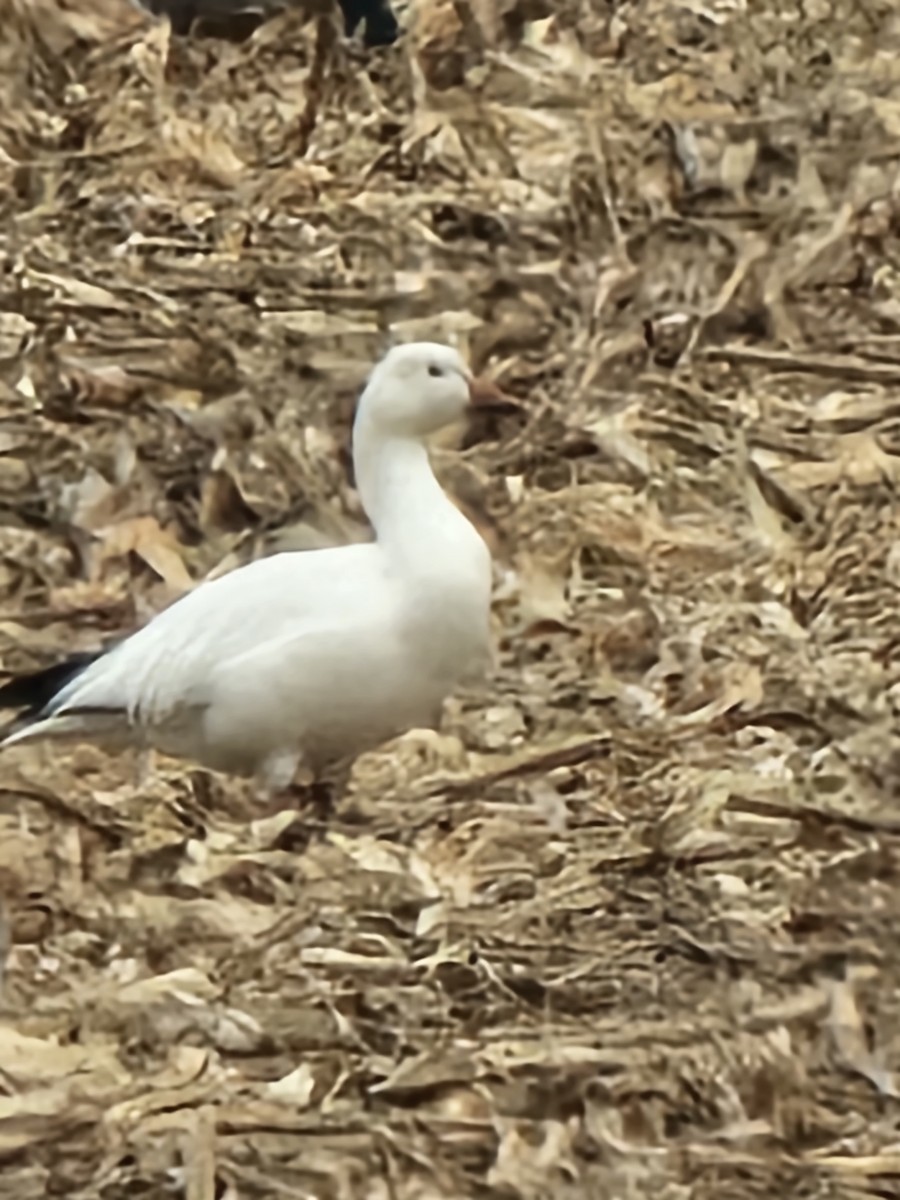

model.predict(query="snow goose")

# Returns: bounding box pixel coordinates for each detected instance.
[0,342,504,797]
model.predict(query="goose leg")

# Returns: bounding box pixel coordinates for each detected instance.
[253,751,354,829]
[259,749,302,795]
[293,760,352,824]
[134,748,157,790]
[308,779,335,822]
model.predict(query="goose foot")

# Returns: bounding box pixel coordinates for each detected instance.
[255,753,348,827]
[288,768,351,826]
[264,779,335,825]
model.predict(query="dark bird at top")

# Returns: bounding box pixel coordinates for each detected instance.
[138,0,399,47]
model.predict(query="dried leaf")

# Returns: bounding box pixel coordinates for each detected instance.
[94,515,194,593]
[0,0,896,1193]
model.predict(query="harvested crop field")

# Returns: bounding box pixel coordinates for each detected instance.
[0,0,899,1196]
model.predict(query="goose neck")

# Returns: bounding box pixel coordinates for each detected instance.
[352,419,460,555]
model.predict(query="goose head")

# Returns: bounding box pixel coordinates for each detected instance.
[358,342,505,439]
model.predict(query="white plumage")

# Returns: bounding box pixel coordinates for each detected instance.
[0,342,499,791]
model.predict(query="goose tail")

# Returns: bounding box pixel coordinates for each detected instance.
[1,710,131,749]
[0,651,115,749]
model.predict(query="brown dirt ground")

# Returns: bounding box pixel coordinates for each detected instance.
[0,0,899,1196]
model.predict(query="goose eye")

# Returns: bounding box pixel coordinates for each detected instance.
[427,365,443,378]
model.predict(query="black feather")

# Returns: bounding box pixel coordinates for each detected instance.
[0,651,105,719]
[138,0,399,45]
[339,0,398,44]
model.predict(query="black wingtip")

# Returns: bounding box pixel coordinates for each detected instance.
[0,651,104,719]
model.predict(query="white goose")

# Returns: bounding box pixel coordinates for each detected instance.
[0,342,502,796]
